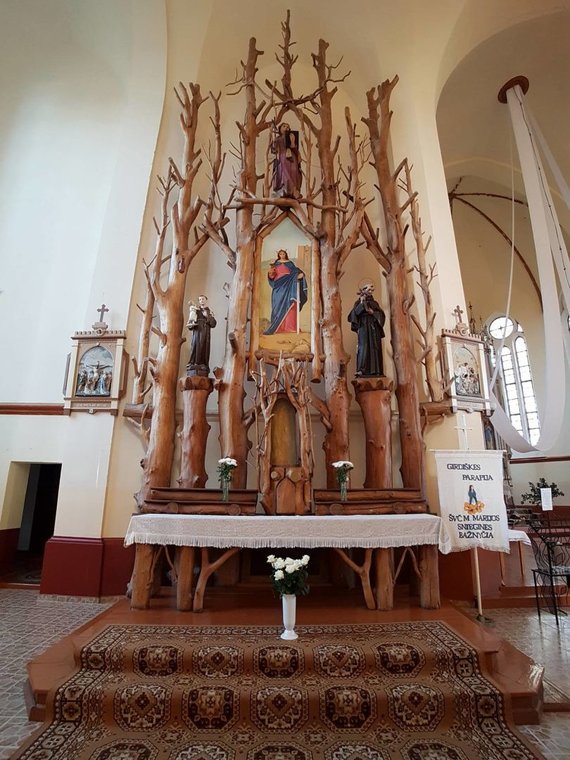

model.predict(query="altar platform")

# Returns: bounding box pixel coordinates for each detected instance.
[23,588,545,729]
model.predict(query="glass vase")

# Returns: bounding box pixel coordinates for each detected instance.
[221,479,230,502]
[281,594,298,640]
[340,479,348,502]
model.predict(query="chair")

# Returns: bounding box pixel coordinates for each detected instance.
[528,517,570,626]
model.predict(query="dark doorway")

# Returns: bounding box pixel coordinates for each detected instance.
[0,463,61,586]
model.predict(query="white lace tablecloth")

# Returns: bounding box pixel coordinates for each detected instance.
[124,513,442,550]
[507,528,531,546]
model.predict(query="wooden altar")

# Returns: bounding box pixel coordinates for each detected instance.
[125,513,441,612]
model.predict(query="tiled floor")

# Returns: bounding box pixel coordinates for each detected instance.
[477,607,570,759]
[0,590,113,759]
[0,589,568,759]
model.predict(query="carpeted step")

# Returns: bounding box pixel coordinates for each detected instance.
[75,622,483,676]
[13,622,544,759]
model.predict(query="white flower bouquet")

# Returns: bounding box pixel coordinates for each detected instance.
[331,460,354,483]
[267,554,310,597]
[218,457,237,501]
[331,460,353,501]
[217,457,237,483]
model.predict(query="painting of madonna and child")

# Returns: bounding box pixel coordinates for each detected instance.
[257,218,312,354]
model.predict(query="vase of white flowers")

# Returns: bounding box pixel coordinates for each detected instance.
[217,457,237,502]
[332,460,354,502]
[267,554,310,640]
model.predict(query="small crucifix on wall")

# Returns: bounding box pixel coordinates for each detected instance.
[452,305,464,326]
[92,304,109,335]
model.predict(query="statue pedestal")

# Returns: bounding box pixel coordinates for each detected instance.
[352,376,393,488]
[179,375,214,488]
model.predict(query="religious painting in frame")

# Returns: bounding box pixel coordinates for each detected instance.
[441,330,491,413]
[63,330,128,415]
[250,213,314,359]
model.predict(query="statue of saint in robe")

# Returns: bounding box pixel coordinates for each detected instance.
[187,295,216,375]
[348,284,386,376]
[271,123,302,198]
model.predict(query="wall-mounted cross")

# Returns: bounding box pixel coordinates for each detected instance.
[452,304,464,325]
[96,304,109,322]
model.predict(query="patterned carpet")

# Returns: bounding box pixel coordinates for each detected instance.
[12,622,543,760]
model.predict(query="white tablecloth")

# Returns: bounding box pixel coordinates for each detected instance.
[124,513,442,550]
[507,528,531,546]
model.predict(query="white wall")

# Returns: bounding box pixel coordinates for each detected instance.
[0,0,167,534]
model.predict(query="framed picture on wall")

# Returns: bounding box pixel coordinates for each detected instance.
[441,331,491,413]
[63,330,128,414]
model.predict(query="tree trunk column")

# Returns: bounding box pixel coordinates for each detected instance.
[352,377,393,488]
[179,376,214,488]
[419,544,440,609]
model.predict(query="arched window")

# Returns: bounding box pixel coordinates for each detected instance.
[486,316,540,445]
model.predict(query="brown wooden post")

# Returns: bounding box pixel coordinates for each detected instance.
[131,544,156,610]
[175,546,196,611]
[352,377,393,488]
[179,376,214,488]
[419,544,441,609]
[375,547,394,610]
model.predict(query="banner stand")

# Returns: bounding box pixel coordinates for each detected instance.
[455,415,489,622]
[434,442,508,625]
[472,547,492,623]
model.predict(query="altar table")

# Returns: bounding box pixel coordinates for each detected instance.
[125,513,442,612]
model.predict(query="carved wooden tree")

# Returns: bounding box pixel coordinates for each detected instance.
[282,358,314,483]
[402,161,444,404]
[134,84,216,507]
[252,356,314,514]
[265,20,366,487]
[203,40,288,488]
[131,173,176,407]
[252,356,282,510]
[362,78,424,490]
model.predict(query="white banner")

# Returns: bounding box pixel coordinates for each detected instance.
[435,450,509,554]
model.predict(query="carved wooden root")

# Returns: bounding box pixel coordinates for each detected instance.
[332,547,375,610]
[174,546,196,611]
[193,547,241,612]
[352,377,393,488]
[179,376,214,488]
[131,544,159,610]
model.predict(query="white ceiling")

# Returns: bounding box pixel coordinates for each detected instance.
[437,10,570,197]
